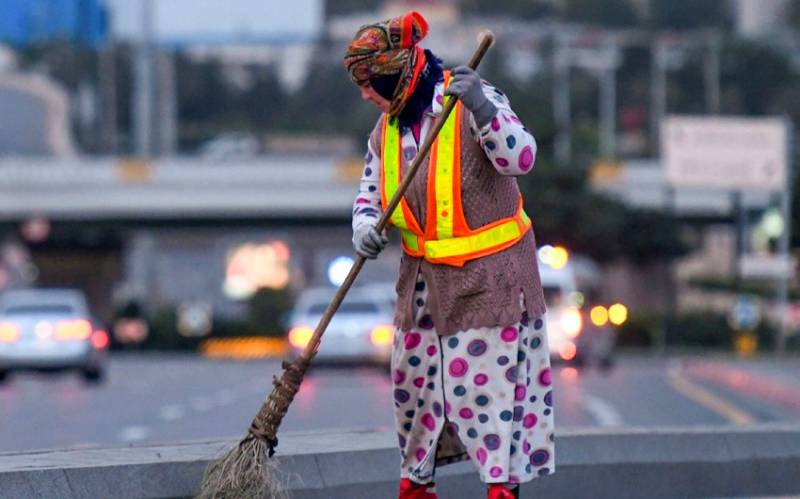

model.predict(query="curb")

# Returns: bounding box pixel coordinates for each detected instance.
[2,424,800,498]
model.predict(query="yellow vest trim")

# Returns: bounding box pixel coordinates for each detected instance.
[425,215,530,261]
[434,93,457,240]
[382,117,407,230]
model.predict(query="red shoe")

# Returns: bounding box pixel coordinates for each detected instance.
[399,478,437,499]
[487,484,519,499]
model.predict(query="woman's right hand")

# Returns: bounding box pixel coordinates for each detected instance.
[353,223,389,259]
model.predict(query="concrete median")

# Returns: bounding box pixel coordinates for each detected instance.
[2,424,800,498]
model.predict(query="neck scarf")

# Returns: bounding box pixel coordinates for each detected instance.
[370,50,443,128]
[343,11,429,117]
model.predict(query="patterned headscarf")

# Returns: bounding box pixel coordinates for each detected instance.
[344,11,429,117]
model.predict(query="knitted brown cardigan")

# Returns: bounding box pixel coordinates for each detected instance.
[369,110,546,335]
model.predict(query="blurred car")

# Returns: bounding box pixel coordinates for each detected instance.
[198,133,260,161]
[287,284,395,365]
[538,247,623,368]
[0,289,109,384]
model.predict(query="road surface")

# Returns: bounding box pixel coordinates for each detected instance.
[1,354,798,453]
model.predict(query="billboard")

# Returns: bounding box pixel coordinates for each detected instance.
[662,116,788,192]
[0,0,108,47]
[107,0,323,45]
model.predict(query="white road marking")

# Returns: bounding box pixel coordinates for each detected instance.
[118,425,151,442]
[583,395,624,427]
[158,404,185,421]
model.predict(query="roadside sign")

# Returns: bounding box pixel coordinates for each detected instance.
[734,332,758,356]
[662,116,788,191]
[728,295,760,332]
[739,254,797,280]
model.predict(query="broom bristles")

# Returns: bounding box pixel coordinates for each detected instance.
[197,438,290,499]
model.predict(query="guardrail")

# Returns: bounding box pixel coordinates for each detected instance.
[2,424,799,498]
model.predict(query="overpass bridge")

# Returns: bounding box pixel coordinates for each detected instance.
[0,156,377,322]
[0,156,362,223]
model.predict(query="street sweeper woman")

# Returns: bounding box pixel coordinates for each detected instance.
[345,11,555,499]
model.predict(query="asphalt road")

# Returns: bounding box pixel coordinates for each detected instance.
[1,354,799,453]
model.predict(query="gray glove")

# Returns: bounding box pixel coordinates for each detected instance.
[353,223,389,259]
[444,65,497,128]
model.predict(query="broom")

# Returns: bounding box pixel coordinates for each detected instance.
[197,30,496,499]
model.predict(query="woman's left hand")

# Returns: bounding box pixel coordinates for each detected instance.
[445,66,497,128]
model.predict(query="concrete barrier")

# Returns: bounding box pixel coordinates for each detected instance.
[2,424,800,498]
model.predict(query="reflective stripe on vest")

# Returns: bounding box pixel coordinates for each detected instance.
[380,71,532,267]
[380,114,424,254]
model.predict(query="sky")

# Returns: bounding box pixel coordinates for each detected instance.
[106,0,324,44]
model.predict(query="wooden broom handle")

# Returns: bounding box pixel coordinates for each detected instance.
[297,31,496,367]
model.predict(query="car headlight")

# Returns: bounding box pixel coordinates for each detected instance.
[370,325,394,346]
[288,326,314,349]
[0,322,20,343]
[590,306,609,327]
[608,303,628,325]
[560,307,582,338]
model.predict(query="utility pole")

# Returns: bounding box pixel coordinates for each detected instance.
[553,33,572,165]
[598,39,619,159]
[156,52,177,155]
[703,30,721,114]
[650,36,667,152]
[133,0,155,157]
[99,44,118,154]
[776,119,794,354]
[730,191,747,293]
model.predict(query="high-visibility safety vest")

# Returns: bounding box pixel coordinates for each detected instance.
[380,71,533,268]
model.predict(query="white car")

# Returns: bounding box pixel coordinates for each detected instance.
[287,284,395,365]
[539,260,583,362]
[538,248,619,367]
[0,289,109,384]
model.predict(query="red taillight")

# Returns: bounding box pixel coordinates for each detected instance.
[559,341,577,361]
[91,329,110,350]
[0,322,20,343]
[54,320,92,341]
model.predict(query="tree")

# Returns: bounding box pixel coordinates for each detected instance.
[325,0,382,18]
[17,42,98,91]
[649,0,732,29]
[248,287,294,337]
[519,160,687,263]
[461,0,556,20]
[720,41,793,116]
[175,56,236,124]
[792,156,800,249]
[792,2,800,30]
[280,61,377,140]
[241,69,287,129]
[622,209,688,263]
[562,0,640,27]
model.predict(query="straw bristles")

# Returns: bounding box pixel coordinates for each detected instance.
[196,438,289,499]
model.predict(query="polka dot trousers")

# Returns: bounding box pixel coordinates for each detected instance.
[392,274,555,485]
